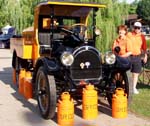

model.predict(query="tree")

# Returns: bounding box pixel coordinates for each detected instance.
[0,0,9,28]
[96,0,129,52]
[128,0,138,14]
[136,0,150,22]
[0,0,43,33]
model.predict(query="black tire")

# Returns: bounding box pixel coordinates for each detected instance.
[106,71,129,107]
[15,56,20,87]
[36,66,57,119]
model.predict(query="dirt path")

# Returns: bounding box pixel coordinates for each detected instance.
[0,49,149,126]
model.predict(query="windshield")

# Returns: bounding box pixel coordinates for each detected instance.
[38,3,99,42]
[39,12,94,39]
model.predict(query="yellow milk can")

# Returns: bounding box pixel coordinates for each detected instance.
[24,71,33,99]
[19,68,26,95]
[57,92,74,126]
[12,68,16,84]
[82,84,98,119]
[112,88,127,118]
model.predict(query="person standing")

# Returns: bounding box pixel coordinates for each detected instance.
[112,25,132,57]
[129,21,147,94]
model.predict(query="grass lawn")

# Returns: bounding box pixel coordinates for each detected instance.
[129,41,150,119]
[129,79,150,119]
[147,39,150,48]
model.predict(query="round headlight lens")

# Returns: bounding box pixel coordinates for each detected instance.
[95,28,101,36]
[105,51,116,65]
[61,52,74,66]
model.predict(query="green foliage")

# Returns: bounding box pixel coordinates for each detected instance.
[0,0,43,33]
[0,0,9,28]
[96,0,128,52]
[147,40,150,49]
[128,0,138,14]
[136,0,150,22]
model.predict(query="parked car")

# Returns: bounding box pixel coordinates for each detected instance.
[141,25,150,35]
[0,25,15,48]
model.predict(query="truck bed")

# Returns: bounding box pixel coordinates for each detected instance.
[10,37,33,59]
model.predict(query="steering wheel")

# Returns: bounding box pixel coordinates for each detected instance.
[71,23,87,35]
[60,23,87,42]
[70,23,87,41]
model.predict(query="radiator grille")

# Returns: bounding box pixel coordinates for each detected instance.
[70,47,101,80]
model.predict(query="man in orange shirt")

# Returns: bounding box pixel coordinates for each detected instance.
[129,21,147,94]
[112,25,132,57]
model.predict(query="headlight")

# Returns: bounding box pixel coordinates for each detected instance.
[104,51,116,65]
[95,28,101,36]
[61,52,74,66]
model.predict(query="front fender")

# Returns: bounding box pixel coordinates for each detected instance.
[43,58,60,72]
[32,57,59,83]
[115,56,131,71]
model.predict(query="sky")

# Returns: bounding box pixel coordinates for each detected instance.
[126,0,135,4]
[119,0,135,4]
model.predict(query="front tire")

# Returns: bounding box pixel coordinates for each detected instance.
[36,66,56,119]
[107,71,129,106]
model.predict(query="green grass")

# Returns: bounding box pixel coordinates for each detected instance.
[129,83,150,119]
[147,40,150,48]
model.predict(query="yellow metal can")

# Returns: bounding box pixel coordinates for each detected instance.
[57,92,74,126]
[24,71,33,99]
[12,68,16,84]
[82,84,98,119]
[18,69,26,95]
[112,88,127,118]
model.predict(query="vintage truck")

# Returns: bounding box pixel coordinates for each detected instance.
[10,0,130,119]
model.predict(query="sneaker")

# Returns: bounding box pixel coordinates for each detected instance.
[133,88,139,94]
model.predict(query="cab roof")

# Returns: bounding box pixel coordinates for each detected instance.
[36,1,106,17]
[37,0,106,8]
